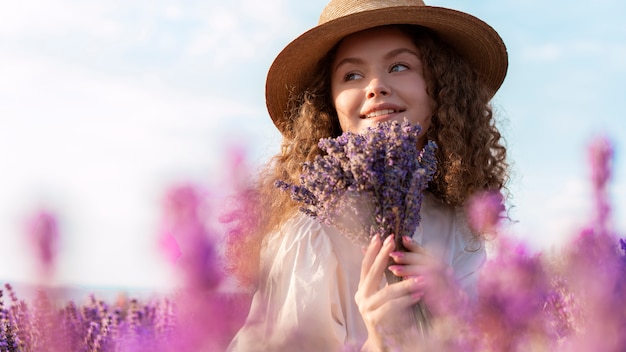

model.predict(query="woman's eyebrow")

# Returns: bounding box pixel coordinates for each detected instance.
[333,47,420,73]
[385,47,420,60]
[333,57,364,73]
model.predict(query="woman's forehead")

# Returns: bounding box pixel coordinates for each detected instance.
[333,27,419,63]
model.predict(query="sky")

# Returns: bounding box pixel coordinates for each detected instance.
[1,0,625,291]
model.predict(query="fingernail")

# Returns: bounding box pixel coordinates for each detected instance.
[383,235,394,246]
[388,265,401,272]
[411,291,423,301]
[370,235,378,244]
[402,235,413,243]
[390,251,404,259]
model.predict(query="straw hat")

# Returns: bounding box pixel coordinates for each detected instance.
[266,0,508,135]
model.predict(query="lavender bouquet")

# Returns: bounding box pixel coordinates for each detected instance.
[276,119,437,336]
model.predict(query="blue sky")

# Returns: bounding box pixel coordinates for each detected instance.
[1,0,624,289]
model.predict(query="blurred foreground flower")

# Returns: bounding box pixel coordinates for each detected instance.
[475,239,554,351]
[475,136,624,351]
[1,136,624,351]
[551,136,625,351]
[466,190,505,235]
[158,183,249,351]
[24,209,59,279]
[160,184,220,290]
[588,135,613,235]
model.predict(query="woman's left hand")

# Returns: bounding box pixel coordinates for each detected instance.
[387,236,464,317]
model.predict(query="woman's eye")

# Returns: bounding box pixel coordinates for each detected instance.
[390,63,409,73]
[344,72,363,81]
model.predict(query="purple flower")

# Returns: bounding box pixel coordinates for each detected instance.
[277,119,437,246]
[588,135,613,191]
[588,136,613,236]
[160,184,222,291]
[24,209,59,278]
[276,119,437,335]
[475,238,553,350]
[466,190,505,234]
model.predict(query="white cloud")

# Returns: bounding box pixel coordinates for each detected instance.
[0,1,122,38]
[521,43,562,61]
[521,39,626,71]
[184,0,293,66]
[0,45,271,288]
[510,177,587,249]
[511,160,626,251]
[163,4,184,20]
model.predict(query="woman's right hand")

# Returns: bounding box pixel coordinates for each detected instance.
[355,235,424,351]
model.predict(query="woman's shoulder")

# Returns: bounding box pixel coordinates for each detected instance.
[421,193,486,294]
[266,213,326,245]
[232,214,358,351]
[261,213,363,274]
[420,192,476,250]
[421,192,465,230]
[261,214,334,263]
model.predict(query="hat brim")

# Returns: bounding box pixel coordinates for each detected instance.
[266,5,508,135]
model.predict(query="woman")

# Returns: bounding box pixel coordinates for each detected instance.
[227,0,509,350]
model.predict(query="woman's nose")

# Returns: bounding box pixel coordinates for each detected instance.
[365,77,391,99]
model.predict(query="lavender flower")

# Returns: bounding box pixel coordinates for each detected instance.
[588,135,614,238]
[475,239,553,351]
[158,183,249,351]
[277,119,437,336]
[0,290,10,351]
[466,190,505,235]
[24,209,59,279]
[160,184,221,291]
[3,133,626,351]
[277,119,437,246]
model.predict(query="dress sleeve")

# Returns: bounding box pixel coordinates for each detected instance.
[450,210,487,301]
[228,216,348,352]
[420,194,487,302]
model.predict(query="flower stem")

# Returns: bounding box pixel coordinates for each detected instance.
[385,232,431,337]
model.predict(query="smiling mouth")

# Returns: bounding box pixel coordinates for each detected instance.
[361,109,404,119]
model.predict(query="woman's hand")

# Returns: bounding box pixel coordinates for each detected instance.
[356,235,423,350]
[356,235,464,350]
[387,235,464,317]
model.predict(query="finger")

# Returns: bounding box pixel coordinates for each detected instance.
[366,293,425,325]
[361,235,395,292]
[388,254,445,280]
[388,250,429,267]
[360,235,382,282]
[362,277,425,313]
[387,236,433,267]
[387,262,423,278]
[388,261,454,302]
[401,235,428,254]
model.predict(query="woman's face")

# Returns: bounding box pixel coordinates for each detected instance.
[330,27,434,140]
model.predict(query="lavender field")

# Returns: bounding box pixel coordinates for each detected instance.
[1,136,625,351]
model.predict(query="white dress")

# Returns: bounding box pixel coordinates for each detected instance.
[228,193,486,351]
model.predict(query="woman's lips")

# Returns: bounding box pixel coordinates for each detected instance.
[360,109,405,119]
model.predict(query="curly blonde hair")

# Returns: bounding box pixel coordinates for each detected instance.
[225,25,508,286]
